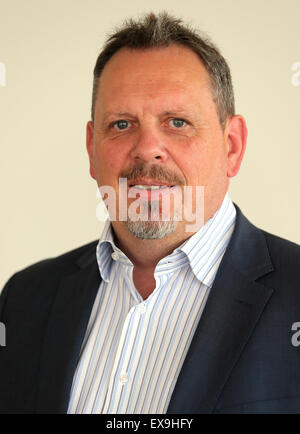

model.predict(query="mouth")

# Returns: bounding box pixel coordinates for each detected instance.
[129,185,175,190]
[128,180,176,190]
[127,181,180,202]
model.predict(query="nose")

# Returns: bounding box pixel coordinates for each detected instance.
[129,127,169,164]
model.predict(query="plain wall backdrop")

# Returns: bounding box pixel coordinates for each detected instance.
[0,0,299,290]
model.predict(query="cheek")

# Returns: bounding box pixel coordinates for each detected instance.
[173,140,210,183]
[175,140,226,185]
[95,143,127,181]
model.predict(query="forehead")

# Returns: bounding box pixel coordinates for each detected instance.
[98,44,212,99]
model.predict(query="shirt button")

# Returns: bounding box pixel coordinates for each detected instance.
[119,373,128,384]
[111,252,119,261]
[137,303,146,314]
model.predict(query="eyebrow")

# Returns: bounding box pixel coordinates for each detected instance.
[102,112,132,123]
[102,108,195,123]
[162,110,194,118]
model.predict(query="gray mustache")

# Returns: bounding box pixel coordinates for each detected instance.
[119,163,185,186]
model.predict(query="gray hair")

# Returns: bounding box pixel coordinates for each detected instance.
[91,12,235,128]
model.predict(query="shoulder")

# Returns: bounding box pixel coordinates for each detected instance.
[233,203,300,277]
[8,239,98,284]
[252,229,300,298]
[261,229,300,273]
[0,240,98,313]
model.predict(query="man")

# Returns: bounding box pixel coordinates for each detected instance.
[0,12,300,414]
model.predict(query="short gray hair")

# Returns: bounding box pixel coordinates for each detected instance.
[91,12,235,128]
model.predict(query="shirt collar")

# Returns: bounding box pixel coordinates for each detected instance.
[96,220,127,283]
[96,192,236,285]
[177,192,236,286]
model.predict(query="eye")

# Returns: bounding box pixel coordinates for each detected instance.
[169,118,187,128]
[112,120,132,130]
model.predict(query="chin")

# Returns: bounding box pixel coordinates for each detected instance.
[124,220,178,239]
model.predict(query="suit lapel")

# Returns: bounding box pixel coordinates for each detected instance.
[167,205,274,413]
[35,249,101,413]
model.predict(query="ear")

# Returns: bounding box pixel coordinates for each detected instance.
[86,120,96,180]
[225,115,247,178]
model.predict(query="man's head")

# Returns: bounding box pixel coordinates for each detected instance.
[87,12,247,242]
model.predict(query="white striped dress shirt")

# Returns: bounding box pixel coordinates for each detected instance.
[68,192,236,414]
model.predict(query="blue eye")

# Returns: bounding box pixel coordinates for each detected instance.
[170,118,186,128]
[113,120,131,130]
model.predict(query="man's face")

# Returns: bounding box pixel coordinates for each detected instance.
[87,44,244,239]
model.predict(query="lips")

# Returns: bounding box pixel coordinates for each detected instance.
[128,183,179,200]
[129,179,175,188]
[130,185,172,190]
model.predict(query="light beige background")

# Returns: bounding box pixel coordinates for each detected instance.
[0,0,299,290]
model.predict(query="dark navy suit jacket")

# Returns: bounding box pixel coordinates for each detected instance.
[1,204,300,413]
